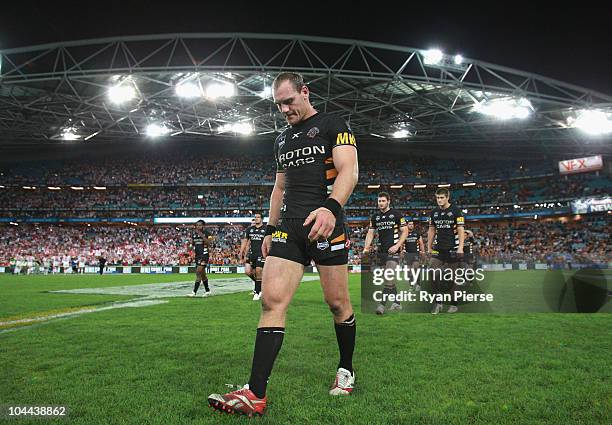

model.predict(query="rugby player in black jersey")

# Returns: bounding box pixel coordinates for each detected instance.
[427,189,465,314]
[188,220,213,297]
[208,72,359,416]
[363,192,408,314]
[404,220,426,291]
[239,213,266,300]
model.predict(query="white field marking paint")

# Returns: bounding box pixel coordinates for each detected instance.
[1,276,321,333]
[0,299,167,332]
[50,276,320,299]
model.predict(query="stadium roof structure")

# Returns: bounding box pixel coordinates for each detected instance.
[1,33,611,153]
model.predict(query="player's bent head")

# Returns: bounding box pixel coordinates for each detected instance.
[272,72,311,125]
[377,192,390,210]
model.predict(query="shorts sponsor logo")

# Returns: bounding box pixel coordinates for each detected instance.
[272,231,288,243]
[317,240,330,250]
[331,243,345,252]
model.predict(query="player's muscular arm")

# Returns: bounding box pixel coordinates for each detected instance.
[390,223,409,254]
[240,238,249,261]
[268,172,285,227]
[457,225,465,255]
[418,237,426,256]
[262,172,285,257]
[305,145,358,241]
[363,228,375,253]
[427,226,435,254]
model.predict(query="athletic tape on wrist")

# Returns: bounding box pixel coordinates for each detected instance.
[323,197,342,218]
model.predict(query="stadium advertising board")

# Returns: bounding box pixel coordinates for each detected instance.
[558,155,603,175]
[571,197,612,214]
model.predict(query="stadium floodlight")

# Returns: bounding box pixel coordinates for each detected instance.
[197,194,204,199]
[9,222,18,226]
[70,186,84,190]
[474,97,533,120]
[206,82,235,99]
[175,81,202,98]
[568,110,612,135]
[219,122,254,135]
[392,129,410,139]
[367,184,381,189]
[0,185,5,189]
[423,49,443,65]
[414,184,427,189]
[259,86,272,99]
[108,83,137,104]
[93,186,107,190]
[47,186,62,190]
[146,123,171,138]
[390,185,403,189]
[454,54,464,65]
[438,184,451,188]
[22,186,35,190]
[462,182,476,187]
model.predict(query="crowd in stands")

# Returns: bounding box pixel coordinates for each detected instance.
[1,216,609,269]
[0,224,244,268]
[0,172,608,217]
[1,155,573,186]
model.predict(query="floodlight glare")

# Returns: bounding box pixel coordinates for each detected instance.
[474,97,532,120]
[61,129,81,140]
[175,82,202,98]
[206,82,235,99]
[259,86,272,99]
[423,49,443,65]
[392,129,410,138]
[108,84,137,104]
[569,110,612,135]
[146,123,171,138]
[454,55,464,65]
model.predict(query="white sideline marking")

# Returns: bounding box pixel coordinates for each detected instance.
[0,299,168,332]
[50,276,320,299]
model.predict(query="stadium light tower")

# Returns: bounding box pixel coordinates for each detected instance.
[474,97,533,120]
[175,81,202,98]
[392,129,410,139]
[205,82,235,99]
[219,122,253,135]
[423,49,443,65]
[568,110,612,135]
[146,123,171,138]
[108,80,137,104]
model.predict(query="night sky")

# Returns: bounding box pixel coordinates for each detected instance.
[2,1,611,94]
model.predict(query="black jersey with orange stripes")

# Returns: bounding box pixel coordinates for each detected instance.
[273,112,357,220]
[428,204,465,251]
[369,208,406,252]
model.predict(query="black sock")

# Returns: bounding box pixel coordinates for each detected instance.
[248,327,285,399]
[254,280,262,295]
[382,286,397,306]
[334,314,356,373]
[193,280,200,293]
[202,279,209,292]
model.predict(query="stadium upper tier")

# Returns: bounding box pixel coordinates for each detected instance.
[0,155,578,186]
[0,172,608,217]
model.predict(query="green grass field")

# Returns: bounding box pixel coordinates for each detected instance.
[1,272,610,424]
